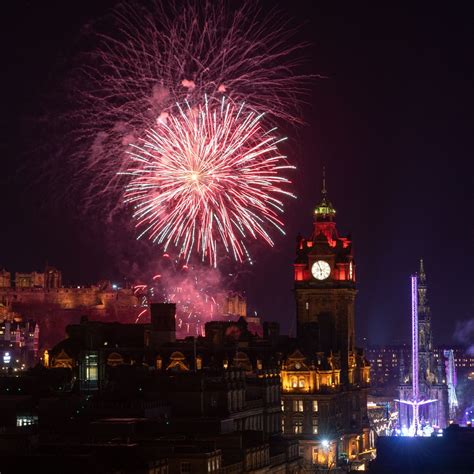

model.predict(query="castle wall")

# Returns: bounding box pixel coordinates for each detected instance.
[0,287,139,350]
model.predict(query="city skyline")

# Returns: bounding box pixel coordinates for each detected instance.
[1,1,473,347]
[0,2,473,472]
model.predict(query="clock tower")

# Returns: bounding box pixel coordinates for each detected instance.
[294,170,356,383]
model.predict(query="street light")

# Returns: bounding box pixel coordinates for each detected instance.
[321,439,333,472]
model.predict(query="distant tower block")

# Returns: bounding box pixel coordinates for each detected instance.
[224,292,247,317]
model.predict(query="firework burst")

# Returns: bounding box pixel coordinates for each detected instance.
[122,96,295,265]
[58,0,312,217]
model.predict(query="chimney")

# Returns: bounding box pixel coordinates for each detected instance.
[149,303,176,346]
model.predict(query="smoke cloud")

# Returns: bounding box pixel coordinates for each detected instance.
[453,319,474,355]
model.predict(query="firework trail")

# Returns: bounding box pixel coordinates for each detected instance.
[122,96,295,265]
[63,0,311,218]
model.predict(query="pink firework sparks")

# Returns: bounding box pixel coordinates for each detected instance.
[60,0,313,217]
[80,0,310,124]
[131,257,227,336]
[122,97,295,265]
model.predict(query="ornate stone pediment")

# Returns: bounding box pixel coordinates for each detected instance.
[286,349,309,370]
[166,351,189,371]
[52,349,73,369]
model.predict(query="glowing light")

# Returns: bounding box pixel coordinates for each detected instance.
[396,275,437,436]
[135,308,148,323]
[123,97,294,265]
[322,440,330,448]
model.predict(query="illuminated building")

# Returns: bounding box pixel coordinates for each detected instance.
[281,171,372,469]
[367,397,399,436]
[438,346,474,376]
[0,266,252,349]
[0,319,39,371]
[223,291,247,318]
[366,344,471,388]
[365,345,409,392]
[398,263,449,431]
[0,267,140,348]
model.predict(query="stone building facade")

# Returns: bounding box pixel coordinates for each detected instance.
[281,173,372,470]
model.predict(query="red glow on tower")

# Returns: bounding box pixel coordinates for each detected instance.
[294,168,355,284]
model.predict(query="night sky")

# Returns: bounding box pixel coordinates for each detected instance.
[1,1,473,346]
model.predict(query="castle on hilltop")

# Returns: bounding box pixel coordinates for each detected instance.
[0,267,139,350]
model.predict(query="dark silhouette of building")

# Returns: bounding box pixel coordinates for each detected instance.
[0,304,301,473]
[369,423,474,474]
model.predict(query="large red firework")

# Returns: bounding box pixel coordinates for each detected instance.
[64,0,311,217]
[123,97,295,265]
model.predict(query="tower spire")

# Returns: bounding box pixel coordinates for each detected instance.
[314,167,336,222]
[322,165,327,199]
[419,259,426,283]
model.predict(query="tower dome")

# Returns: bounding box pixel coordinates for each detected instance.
[314,166,336,222]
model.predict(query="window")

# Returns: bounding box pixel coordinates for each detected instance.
[312,418,318,434]
[312,400,318,412]
[281,399,285,411]
[282,417,285,432]
[298,377,305,388]
[16,415,38,427]
[291,377,298,388]
[293,420,303,434]
[180,462,191,473]
[293,400,304,412]
[85,353,98,381]
[86,365,98,381]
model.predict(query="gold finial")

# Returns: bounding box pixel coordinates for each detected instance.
[314,166,336,220]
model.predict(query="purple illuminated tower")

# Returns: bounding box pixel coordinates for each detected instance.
[397,275,436,435]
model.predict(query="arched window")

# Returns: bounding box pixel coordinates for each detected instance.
[298,376,305,388]
[291,376,298,388]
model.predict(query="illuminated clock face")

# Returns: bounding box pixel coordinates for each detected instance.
[311,260,331,280]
